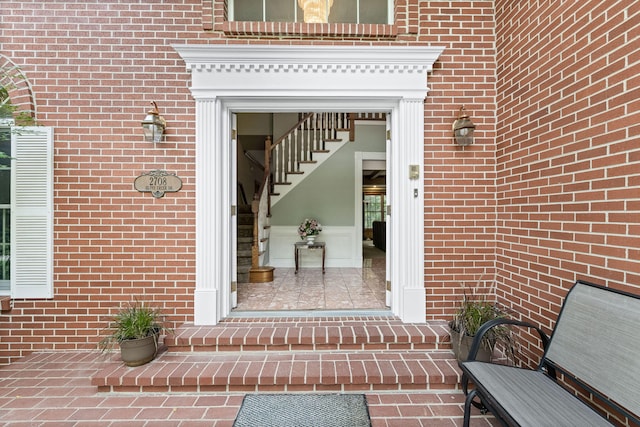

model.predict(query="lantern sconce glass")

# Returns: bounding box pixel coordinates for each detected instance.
[141,101,166,143]
[452,106,475,146]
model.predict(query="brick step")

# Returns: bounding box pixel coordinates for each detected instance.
[91,349,461,393]
[164,318,451,353]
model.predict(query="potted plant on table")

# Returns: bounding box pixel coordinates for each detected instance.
[99,300,172,367]
[298,218,322,245]
[448,287,516,364]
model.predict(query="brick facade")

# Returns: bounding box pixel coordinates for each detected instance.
[494,0,640,366]
[0,0,638,366]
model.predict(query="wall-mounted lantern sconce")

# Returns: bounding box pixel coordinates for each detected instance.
[452,106,475,146]
[141,101,166,143]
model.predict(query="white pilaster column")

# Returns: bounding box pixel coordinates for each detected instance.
[194,97,231,325]
[392,98,426,323]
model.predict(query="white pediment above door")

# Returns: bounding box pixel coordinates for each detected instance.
[174,44,444,100]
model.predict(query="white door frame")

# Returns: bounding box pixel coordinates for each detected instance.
[174,45,444,325]
[355,150,389,305]
[354,150,387,268]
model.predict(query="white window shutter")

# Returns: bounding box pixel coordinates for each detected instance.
[11,127,54,299]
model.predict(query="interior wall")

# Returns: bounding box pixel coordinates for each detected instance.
[271,123,386,226]
[268,123,386,268]
[236,139,259,203]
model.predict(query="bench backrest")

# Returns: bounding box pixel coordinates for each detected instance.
[543,280,640,420]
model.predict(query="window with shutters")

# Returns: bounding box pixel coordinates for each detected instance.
[0,125,53,299]
[0,125,10,293]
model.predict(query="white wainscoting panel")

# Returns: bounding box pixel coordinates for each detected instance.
[269,226,357,268]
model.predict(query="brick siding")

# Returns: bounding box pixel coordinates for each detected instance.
[494,0,640,367]
[0,0,638,369]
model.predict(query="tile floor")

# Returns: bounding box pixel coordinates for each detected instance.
[236,243,387,311]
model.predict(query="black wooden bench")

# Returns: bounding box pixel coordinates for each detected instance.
[460,280,640,427]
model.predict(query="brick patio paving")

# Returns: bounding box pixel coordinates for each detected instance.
[0,351,498,426]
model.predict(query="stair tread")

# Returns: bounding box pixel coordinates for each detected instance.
[165,319,451,351]
[91,348,460,392]
[91,318,459,393]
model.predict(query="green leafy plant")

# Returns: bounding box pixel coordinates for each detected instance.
[449,286,517,363]
[99,300,172,353]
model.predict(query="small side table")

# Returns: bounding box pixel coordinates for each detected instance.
[294,241,326,274]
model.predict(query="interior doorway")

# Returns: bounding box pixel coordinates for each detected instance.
[233,113,388,312]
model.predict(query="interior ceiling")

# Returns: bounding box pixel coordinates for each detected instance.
[363,159,386,187]
[363,169,386,187]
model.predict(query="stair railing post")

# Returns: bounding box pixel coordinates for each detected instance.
[251,195,260,269]
[349,113,355,141]
[264,135,271,175]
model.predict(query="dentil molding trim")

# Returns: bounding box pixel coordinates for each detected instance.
[174,45,444,74]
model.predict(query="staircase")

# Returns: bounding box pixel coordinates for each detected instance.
[243,113,386,282]
[268,112,352,206]
[91,317,461,394]
[236,204,254,283]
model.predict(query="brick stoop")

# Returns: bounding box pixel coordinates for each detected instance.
[91,316,461,394]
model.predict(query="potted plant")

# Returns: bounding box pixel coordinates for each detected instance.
[298,218,322,244]
[99,300,172,367]
[448,289,515,363]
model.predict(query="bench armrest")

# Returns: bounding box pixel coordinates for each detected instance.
[466,318,550,364]
[461,318,552,407]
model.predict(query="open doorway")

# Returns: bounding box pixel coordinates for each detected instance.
[234,113,388,312]
[175,44,443,324]
[362,164,386,270]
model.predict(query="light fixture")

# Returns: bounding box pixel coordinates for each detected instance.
[452,106,476,146]
[298,0,334,23]
[141,101,166,143]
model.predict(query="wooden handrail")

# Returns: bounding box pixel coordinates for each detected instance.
[270,112,314,151]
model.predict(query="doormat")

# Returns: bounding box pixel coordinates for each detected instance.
[233,393,372,427]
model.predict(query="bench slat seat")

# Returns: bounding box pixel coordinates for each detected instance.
[463,362,612,427]
[459,280,640,427]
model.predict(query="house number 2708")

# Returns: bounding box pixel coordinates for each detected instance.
[134,169,183,198]
[149,176,168,186]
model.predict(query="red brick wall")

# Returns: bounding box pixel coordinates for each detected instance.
[419,1,498,320]
[494,0,640,365]
[2,0,588,366]
[0,0,499,363]
[1,0,201,364]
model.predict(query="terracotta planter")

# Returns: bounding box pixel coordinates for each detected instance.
[449,329,493,363]
[119,334,158,367]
